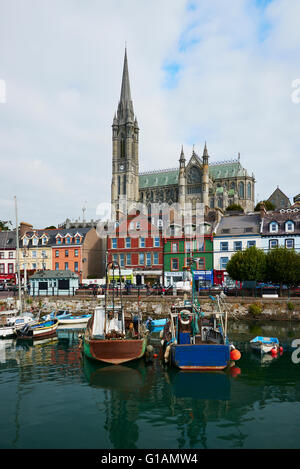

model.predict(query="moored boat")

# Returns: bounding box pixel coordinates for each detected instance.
[16,318,58,340]
[0,313,37,339]
[83,262,148,365]
[250,336,280,354]
[58,314,91,325]
[49,310,72,321]
[145,317,167,333]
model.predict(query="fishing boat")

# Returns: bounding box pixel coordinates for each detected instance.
[250,336,280,354]
[58,314,92,325]
[16,318,58,340]
[161,268,241,371]
[83,262,148,365]
[49,310,72,321]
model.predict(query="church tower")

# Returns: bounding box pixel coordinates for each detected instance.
[111,48,139,217]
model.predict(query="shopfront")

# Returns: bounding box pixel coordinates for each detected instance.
[193,270,214,290]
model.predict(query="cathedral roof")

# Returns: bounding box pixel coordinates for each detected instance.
[209,160,248,179]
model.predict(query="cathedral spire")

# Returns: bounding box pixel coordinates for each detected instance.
[117,47,134,123]
[202,141,209,165]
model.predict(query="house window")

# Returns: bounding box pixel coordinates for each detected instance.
[23,238,28,246]
[9,252,13,259]
[171,242,178,253]
[66,237,71,244]
[75,249,78,257]
[112,238,117,249]
[197,257,205,269]
[129,221,135,230]
[0,264,4,273]
[286,221,294,232]
[285,239,294,249]
[220,242,229,252]
[42,237,47,245]
[8,264,13,274]
[65,250,69,257]
[75,237,81,244]
[171,258,179,271]
[65,262,69,270]
[140,237,145,248]
[126,254,131,265]
[154,237,160,247]
[186,241,192,252]
[146,253,151,266]
[136,222,141,230]
[32,251,37,258]
[220,257,229,269]
[270,222,278,233]
[32,263,37,269]
[74,262,78,272]
[234,241,242,251]
[139,253,145,265]
[32,238,38,246]
[57,237,62,244]
[0,252,4,259]
[269,239,278,249]
[196,240,205,251]
[153,252,159,265]
[247,240,256,248]
[55,250,59,257]
[112,254,118,264]
[120,254,125,267]
[55,262,59,270]
[125,237,131,248]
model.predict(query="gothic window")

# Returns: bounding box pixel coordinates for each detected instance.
[217,197,223,208]
[247,182,251,199]
[118,176,121,195]
[120,135,125,158]
[187,166,202,184]
[239,182,244,198]
[230,182,236,190]
[123,175,126,195]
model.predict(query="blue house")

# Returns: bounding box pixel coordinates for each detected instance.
[29,270,79,296]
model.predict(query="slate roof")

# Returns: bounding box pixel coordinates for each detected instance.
[261,207,300,235]
[30,270,79,279]
[0,231,16,249]
[215,213,261,236]
[139,160,250,189]
[21,227,91,247]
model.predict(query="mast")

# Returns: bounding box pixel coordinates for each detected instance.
[14,196,22,314]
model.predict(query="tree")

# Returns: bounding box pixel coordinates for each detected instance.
[254,200,275,211]
[226,246,266,282]
[44,225,56,229]
[0,220,12,231]
[265,247,300,290]
[225,204,244,212]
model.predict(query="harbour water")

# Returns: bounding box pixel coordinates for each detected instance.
[1,320,300,449]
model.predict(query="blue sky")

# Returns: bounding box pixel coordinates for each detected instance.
[0,0,300,226]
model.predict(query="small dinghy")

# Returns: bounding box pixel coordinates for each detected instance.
[49,310,72,321]
[145,317,167,333]
[58,314,92,325]
[16,319,58,340]
[250,336,280,354]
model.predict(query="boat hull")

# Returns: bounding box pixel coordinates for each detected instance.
[83,337,147,365]
[0,327,15,339]
[170,343,231,371]
[16,320,58,340]
[58,315,91,325]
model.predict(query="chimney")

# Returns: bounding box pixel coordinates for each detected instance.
[259,202,267,219]
[19,221,33,237]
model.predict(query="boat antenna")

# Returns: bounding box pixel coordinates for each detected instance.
[14,196,22,315]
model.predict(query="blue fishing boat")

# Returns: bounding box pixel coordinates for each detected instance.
[16,319,58,339]
[49,310,72,320]
[161,270,241,371]
[58,314,92,325]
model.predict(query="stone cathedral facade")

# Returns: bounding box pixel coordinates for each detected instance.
[111,50,256,215]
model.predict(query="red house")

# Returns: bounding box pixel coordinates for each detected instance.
[107,211,163,285]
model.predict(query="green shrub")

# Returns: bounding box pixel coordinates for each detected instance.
[248,303,263,316]
[287,301,294,312]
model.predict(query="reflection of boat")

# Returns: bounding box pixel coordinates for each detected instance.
[83,357,143,391]
[83,263,148,365]
[58,314,91,325]
[16,319,58,339]
[169,370,231,400]
[250,336,279,354]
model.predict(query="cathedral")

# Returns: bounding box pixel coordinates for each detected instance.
[111,49,255,215]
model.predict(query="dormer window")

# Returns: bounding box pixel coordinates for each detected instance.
[285,221,294,232]
[269,222,278,233]
[23,237,29,246]
[32,237,38,246]
[56,234,63,244]
[41,236,48,245]
[65,236,71,244]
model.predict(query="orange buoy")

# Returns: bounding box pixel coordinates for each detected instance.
[230,349,241,361]
[153,353,158,359]
[271,348,278,357]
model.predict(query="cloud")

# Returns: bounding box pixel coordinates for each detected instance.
[0,0,299,227]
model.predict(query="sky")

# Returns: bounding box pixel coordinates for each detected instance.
[0,0,300,228]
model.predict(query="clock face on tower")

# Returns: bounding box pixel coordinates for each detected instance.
[119,164,124,171]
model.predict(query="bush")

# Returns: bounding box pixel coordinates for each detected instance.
[248,303,263,316]
[287,301,294,312]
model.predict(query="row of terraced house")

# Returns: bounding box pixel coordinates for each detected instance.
[0,201,300,288]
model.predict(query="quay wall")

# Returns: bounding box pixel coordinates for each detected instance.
[2,295,300,322]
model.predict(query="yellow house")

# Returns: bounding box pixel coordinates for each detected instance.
[21,231,53,278]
